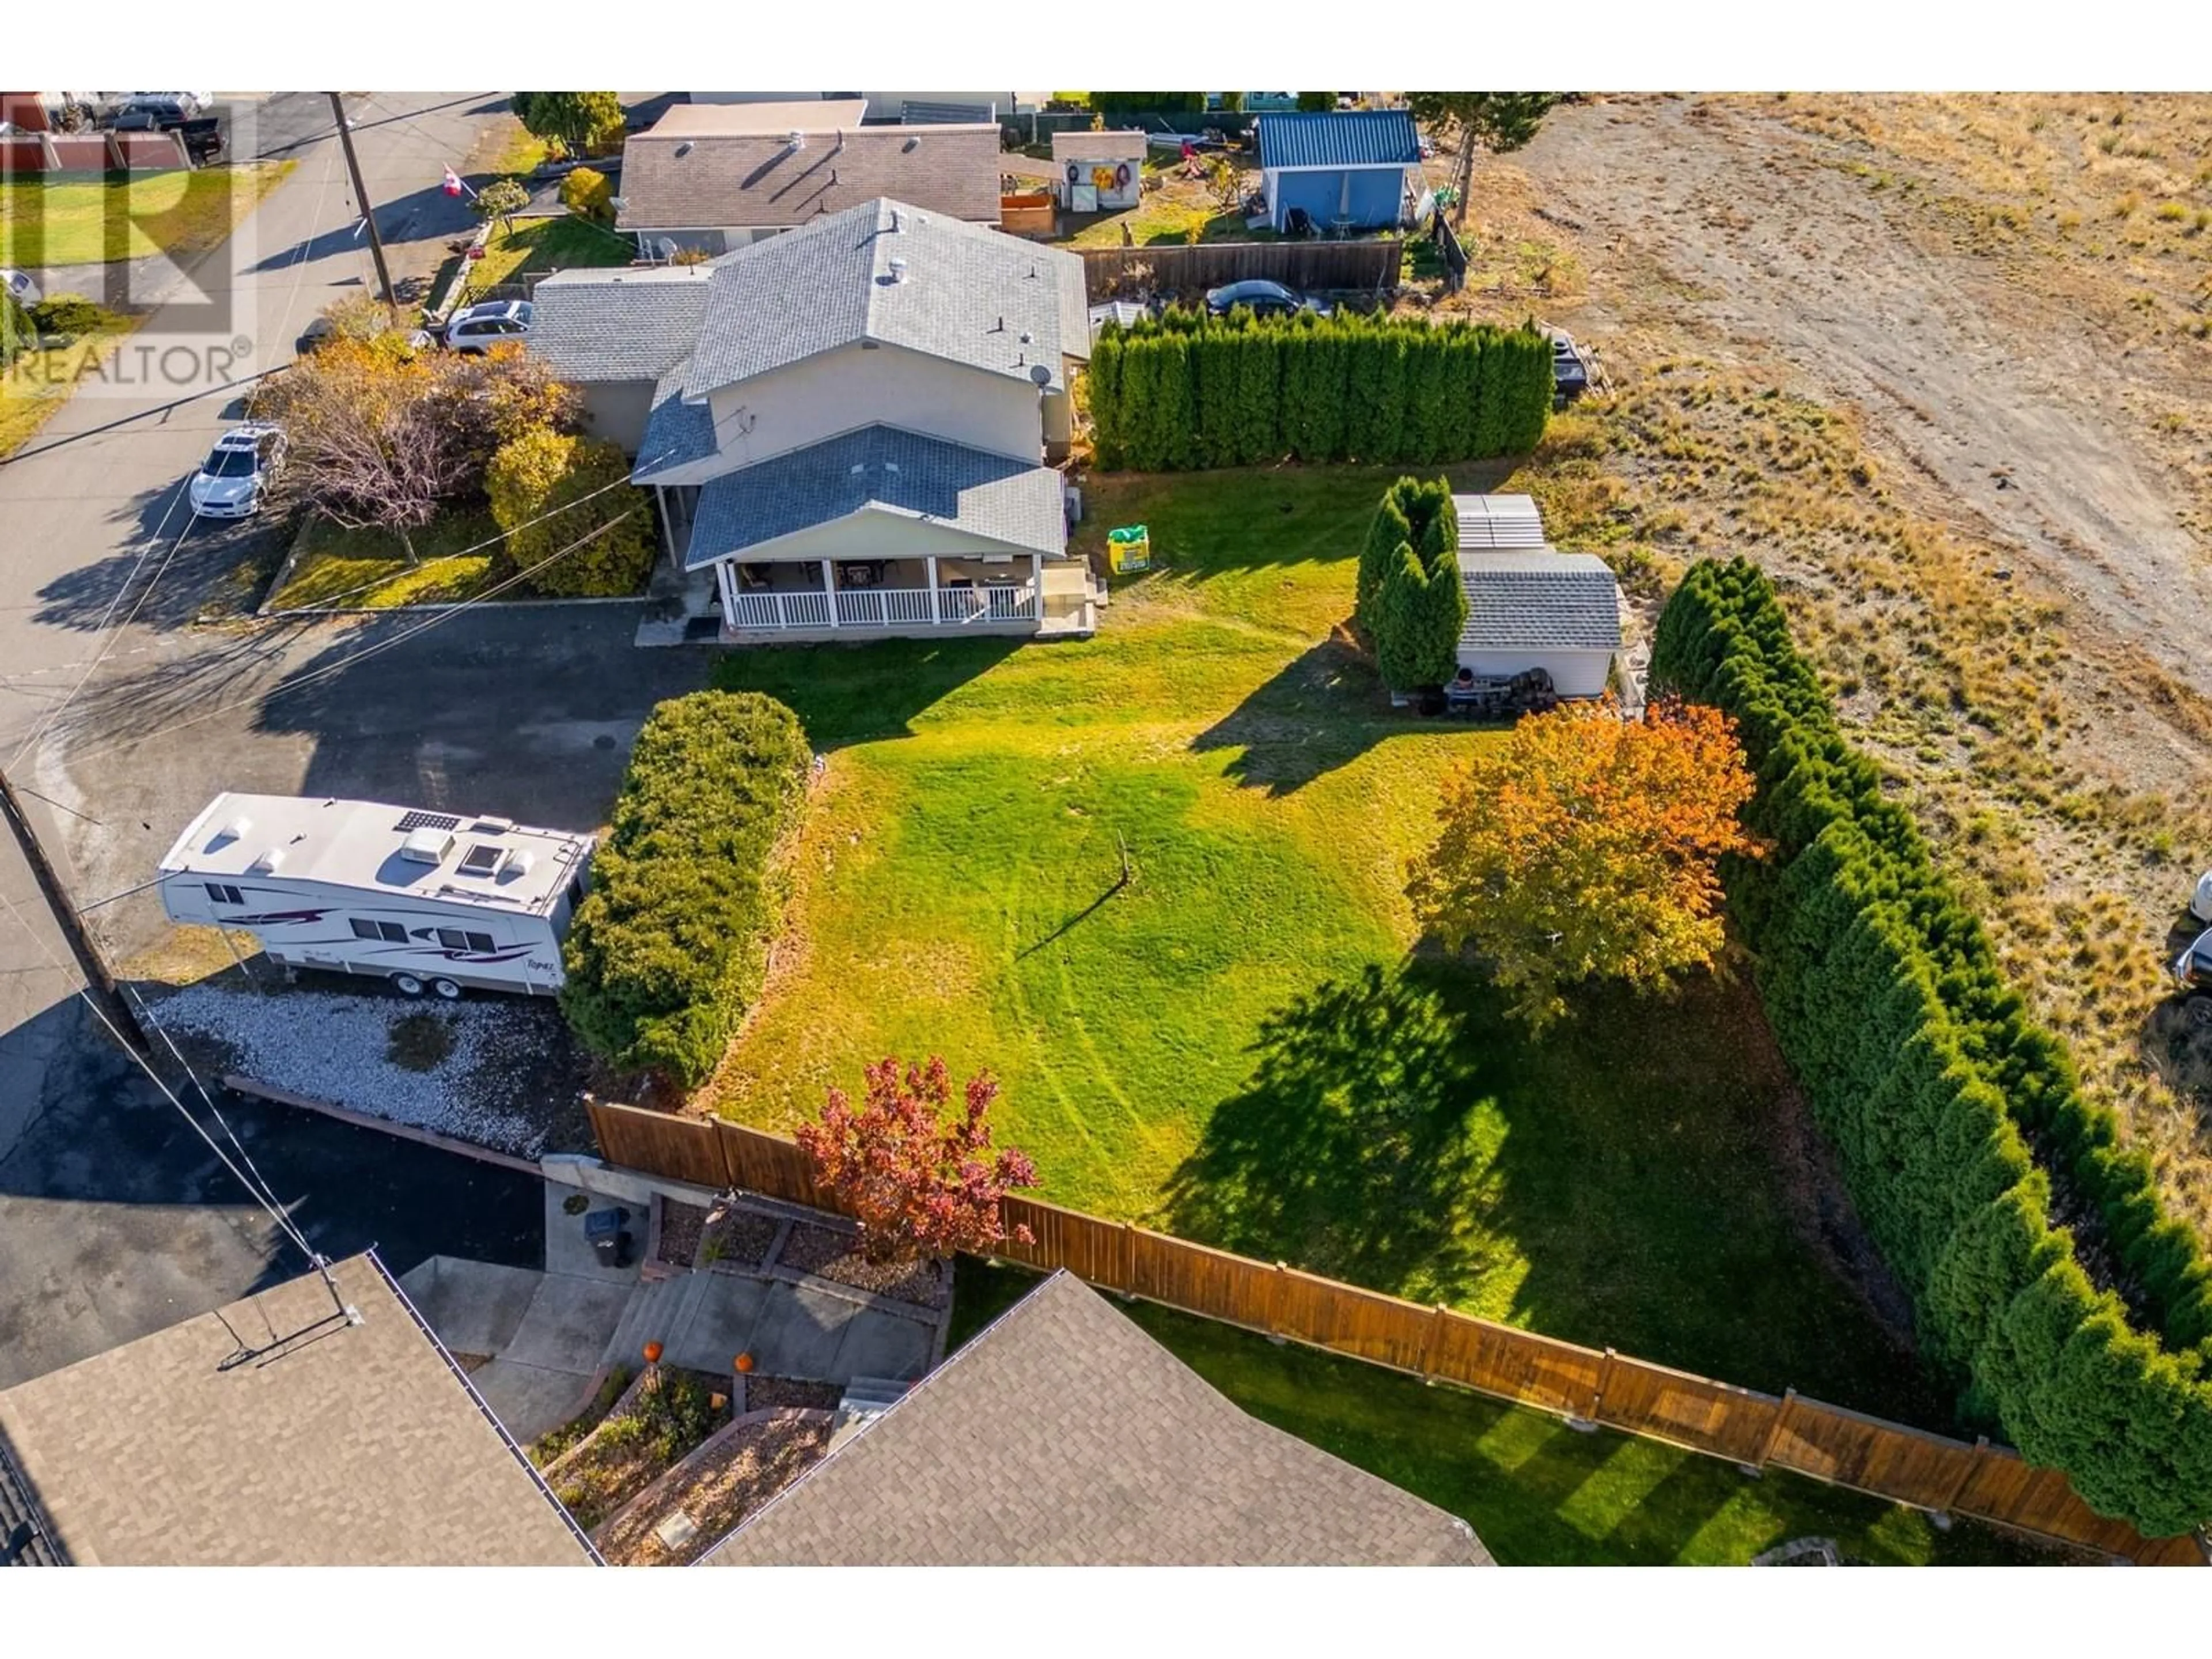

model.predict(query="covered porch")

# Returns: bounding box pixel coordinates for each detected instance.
[713,554,1099,641]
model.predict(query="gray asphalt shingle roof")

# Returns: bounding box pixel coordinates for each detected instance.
[702,1271,1493,1566]
[527,266,715,384]
[684,425,1066,569]
[1257,109,1422,169]
[683,198,1088,399]
[634,364,719,479]
[617,123,1002,233]
[1459,552,1623,652]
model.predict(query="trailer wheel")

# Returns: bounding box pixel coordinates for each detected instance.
[390,972,426,997]
[430,976,464,1001]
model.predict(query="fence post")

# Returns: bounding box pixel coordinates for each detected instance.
[1120,1220,1138,1298]
[1421,1303,1449,1380]
[1268,1262,1290,1336]
[1754,1387,1798,1471]
[1942,1435,1990,1516]
[1589,1347,1619,1422]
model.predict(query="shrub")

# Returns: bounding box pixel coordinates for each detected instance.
[486,428,655,596]
[561,166,615,225]
[1649,557,2212,1538]
[28,293,118,336]
[1088,312,1548,472]
[0,290,32,369]
[559,692,812,1086]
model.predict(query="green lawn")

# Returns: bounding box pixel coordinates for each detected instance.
[704,463,1951,1427]
[946,1260,2077,1567]
[263,509,503,611]
[0,165,292,268]
[469,214,632,291]
[0,318,138,457]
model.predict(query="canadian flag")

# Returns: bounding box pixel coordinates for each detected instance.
[441,166,464,198]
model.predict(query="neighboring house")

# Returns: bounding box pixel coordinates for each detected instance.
[1255,108,1423,233]
[1456,551,1623,697]
[0,1254,594,1566]
[530,197,1101,644]
[688,90,1049,119]
[618,103,1003,256]
[701,1271,1493,1566]
[1049,129,1145,211]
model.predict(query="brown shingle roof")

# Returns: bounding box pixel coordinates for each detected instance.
[0,1255,593,1566]
[702,1271,1493,1566]
[1050,129,1148,162]
[618,124,1003,232]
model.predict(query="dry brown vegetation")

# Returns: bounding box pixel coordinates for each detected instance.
[1410,94,2212,1239]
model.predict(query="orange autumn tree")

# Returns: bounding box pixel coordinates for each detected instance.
[1408,697,1761,1029]
[797,1057,1038,1266]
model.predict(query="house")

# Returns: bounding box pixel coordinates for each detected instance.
[529,198,1102,643]
[700,1271,1493,1566]
[1050,129,1146,211]
[1456,551,1623,698]
[1255,108,1423,234]
[616,103,1003,256]
[0,1253,595,1566]
[688,90,1049,121]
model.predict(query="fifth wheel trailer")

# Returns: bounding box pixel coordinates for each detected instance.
[158,793,594,998]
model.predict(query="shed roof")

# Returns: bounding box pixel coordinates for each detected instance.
[685,424,1066,569]
[1051,129,1149,162]
[0,1255,593,1566]
[702,1271,1492,1566]
[528,264,715,384]
[1257,109,1421,170]
[617,122,1003,232]
[1458,551,1623,652]
[1453,491,1550,551]
[683,197,1088,399]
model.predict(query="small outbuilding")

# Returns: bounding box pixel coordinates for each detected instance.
[1050,129,1146,212]
[1255,109,1422,234]
[1456,551,1623,699]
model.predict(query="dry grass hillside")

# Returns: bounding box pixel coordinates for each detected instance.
[1416,93,2212,1240]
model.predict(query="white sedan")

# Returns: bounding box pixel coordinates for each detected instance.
[187,424,285,518]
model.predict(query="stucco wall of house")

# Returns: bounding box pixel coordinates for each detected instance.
[575,381,657,453]
[652,343,1042,487]
[1267,165,1409,230]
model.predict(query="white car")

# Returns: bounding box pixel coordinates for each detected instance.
[1,267,39,308]
[441,298,533,353]
[2192,870,2212,925]
[187,425,285,518]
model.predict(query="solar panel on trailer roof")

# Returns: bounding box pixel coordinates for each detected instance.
[393,811,461,834]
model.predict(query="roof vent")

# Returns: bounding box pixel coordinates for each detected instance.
[504,850,535,879]
[674,139,693,158]
[888,256,908,283]
[249,847,285,874]
[471,816,514,834]
[218,815,252,843]
[787,130,805,151]
[400,828,454,866]
[902,135,919,152]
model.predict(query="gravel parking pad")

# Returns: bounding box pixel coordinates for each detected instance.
[149,980,586,1158]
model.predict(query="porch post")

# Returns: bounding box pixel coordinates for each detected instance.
[1030,552,1043,620]
[926,555,941,625]
[822,556,839,628]
[715,560,736,629]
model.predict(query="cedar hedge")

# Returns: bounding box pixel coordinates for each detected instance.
[1650,558,2212,1539]
[1357,476,1464,689]
[560,692,812,1086]
[1088,310,1551,471]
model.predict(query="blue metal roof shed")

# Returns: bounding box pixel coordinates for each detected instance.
[1256,111,1423,234]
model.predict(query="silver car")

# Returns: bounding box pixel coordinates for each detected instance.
[187,424,285,518]
[441,298,533,353]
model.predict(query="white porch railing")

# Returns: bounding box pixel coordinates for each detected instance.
[729,586,1037,632]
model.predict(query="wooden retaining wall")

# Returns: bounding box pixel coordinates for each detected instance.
[583,1097,2207,1566]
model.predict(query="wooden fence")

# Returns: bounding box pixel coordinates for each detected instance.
[584,1098,2207,1566]
[1080,238,1403,302]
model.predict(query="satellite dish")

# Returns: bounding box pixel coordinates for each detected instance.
[653,238,679,262]
[1028,362,1052,388]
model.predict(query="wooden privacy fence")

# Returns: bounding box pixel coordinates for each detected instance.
[584,1099,2207,1566]
[1080,238,1403,302]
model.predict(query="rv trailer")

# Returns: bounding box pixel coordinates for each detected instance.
[157,793,595,998]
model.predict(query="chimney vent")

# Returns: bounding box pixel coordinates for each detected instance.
[788,130,805,151]
[888,256,908,283]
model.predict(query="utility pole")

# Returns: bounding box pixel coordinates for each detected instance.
[327,92,395,308]
[0,764,145,1051]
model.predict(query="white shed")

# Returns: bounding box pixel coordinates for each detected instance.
[1051,130,1146,211]
[1452,492,1550,551]
[1456,551,1623,698]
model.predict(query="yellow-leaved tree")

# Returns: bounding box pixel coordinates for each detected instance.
[1408,698,1762,1029]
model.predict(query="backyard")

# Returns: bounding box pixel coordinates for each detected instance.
[703,463,1945,1426]
[0,164,292,267]
[468,213,633,291]
[945,1260,2078,1567]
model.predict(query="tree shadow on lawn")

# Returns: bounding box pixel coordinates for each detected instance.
[1164,959,1951,1425]
[710,634,1028,749]
[1187,634,1474,795]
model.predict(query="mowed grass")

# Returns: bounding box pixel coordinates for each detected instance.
[263,509,502,611]
[469,214,632,290]
[0,164,293,268]
[709,464,1943,1423]
[946,1260,2082,1567]
[0,317,138,457]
